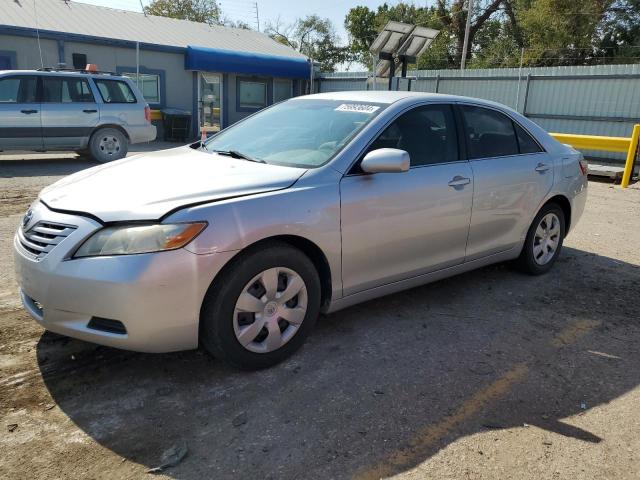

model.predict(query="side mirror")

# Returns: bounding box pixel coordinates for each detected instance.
[360,148,410,174]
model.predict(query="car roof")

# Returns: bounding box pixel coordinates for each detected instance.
[0,69,124,78]
[300,90,513,110]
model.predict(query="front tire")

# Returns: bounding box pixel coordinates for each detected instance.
[200,242,321,369]
[89,128,128,163]
[516,203,566,275]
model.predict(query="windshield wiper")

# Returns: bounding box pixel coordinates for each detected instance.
[212,149,266,163]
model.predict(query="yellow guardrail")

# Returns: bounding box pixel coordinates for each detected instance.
[550,124,640,188]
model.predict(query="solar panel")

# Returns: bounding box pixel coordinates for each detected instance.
[370,21,439,78]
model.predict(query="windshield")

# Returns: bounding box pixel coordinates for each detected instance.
[204,99,386,168]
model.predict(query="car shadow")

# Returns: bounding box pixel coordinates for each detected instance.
[36,246,640,478]
[0,142,177,179]
[0,157,98,178]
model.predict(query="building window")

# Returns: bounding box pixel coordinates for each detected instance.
[238,78,267,110]
[94,79,137,103]
[122,73,160,104]
[0,55,12,70]
[273,79,293,103]
[0,50,17,70]
[72,53,87,70]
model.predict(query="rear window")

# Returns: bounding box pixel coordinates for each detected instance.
[94,79,136,104]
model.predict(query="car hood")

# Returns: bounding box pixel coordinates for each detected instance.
[39,146,307,222]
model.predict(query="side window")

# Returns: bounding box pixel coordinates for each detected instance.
[0,76,37,103]
[514,122,543,154]
[461,105,519,159]
[43,77,95,103]
[94,79,136,103]
[366,104,459,167]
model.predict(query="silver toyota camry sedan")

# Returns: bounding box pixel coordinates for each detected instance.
[13,91,588,369]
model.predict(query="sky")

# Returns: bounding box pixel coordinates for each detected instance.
[75,0,390,42]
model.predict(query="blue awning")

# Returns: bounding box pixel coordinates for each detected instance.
[185,46,310,79]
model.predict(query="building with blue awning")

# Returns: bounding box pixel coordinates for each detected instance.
[0,0,311,139]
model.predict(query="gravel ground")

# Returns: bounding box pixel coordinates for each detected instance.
[0,153,639,480]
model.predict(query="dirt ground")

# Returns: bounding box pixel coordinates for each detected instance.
[1,153,639,480]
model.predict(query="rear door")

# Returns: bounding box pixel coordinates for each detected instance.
[340,103,474,295]
[0,75,42,150]
[459,104,553,260]
[41,75,99,149]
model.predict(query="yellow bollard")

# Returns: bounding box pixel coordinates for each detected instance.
[621,124,640,188]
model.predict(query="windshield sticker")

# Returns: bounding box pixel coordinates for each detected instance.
[335,104,380,114]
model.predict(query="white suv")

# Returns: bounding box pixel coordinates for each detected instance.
[0,69,156,162]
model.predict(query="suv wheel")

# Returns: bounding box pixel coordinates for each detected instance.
[516,203,566,275]
[200,242,321,369]
[89,128,128,163]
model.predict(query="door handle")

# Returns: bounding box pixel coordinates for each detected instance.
[20,109,38,114]
[82,109,97,113]
[535,162,550,172]
[448,176,471,187]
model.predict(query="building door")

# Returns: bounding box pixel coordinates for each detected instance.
[199,73,222,136]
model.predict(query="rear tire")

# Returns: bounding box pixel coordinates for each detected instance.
[516,203,566,275]
[200,242,321,369]
[89,128,128,163]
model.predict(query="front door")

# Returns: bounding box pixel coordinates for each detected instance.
[340,104,474,296]
[459,104,554,260]
[199,72,222,136]
[0,75,42,150]
[41,75,99,150]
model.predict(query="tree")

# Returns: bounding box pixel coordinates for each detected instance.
[345,0,640,70]
[598,0,640,63]
[222,18,252,30]
[265,15,351,72]
[436,0,507,66]
[345,1,507,69]
[143,0,221,25]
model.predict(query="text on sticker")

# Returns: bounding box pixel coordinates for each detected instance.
[335,104,380,113]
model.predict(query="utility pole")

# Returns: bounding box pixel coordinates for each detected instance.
[460,0,473,70]
[254,2,260,31]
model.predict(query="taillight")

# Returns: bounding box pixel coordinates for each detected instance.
[578,158,588,175]
[144,105,151,123]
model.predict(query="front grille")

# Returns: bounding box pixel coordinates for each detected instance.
[19,221,77,260]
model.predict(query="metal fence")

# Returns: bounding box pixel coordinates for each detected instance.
[319,65,640,163]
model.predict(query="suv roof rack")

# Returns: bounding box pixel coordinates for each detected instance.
[36,67,123,76]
